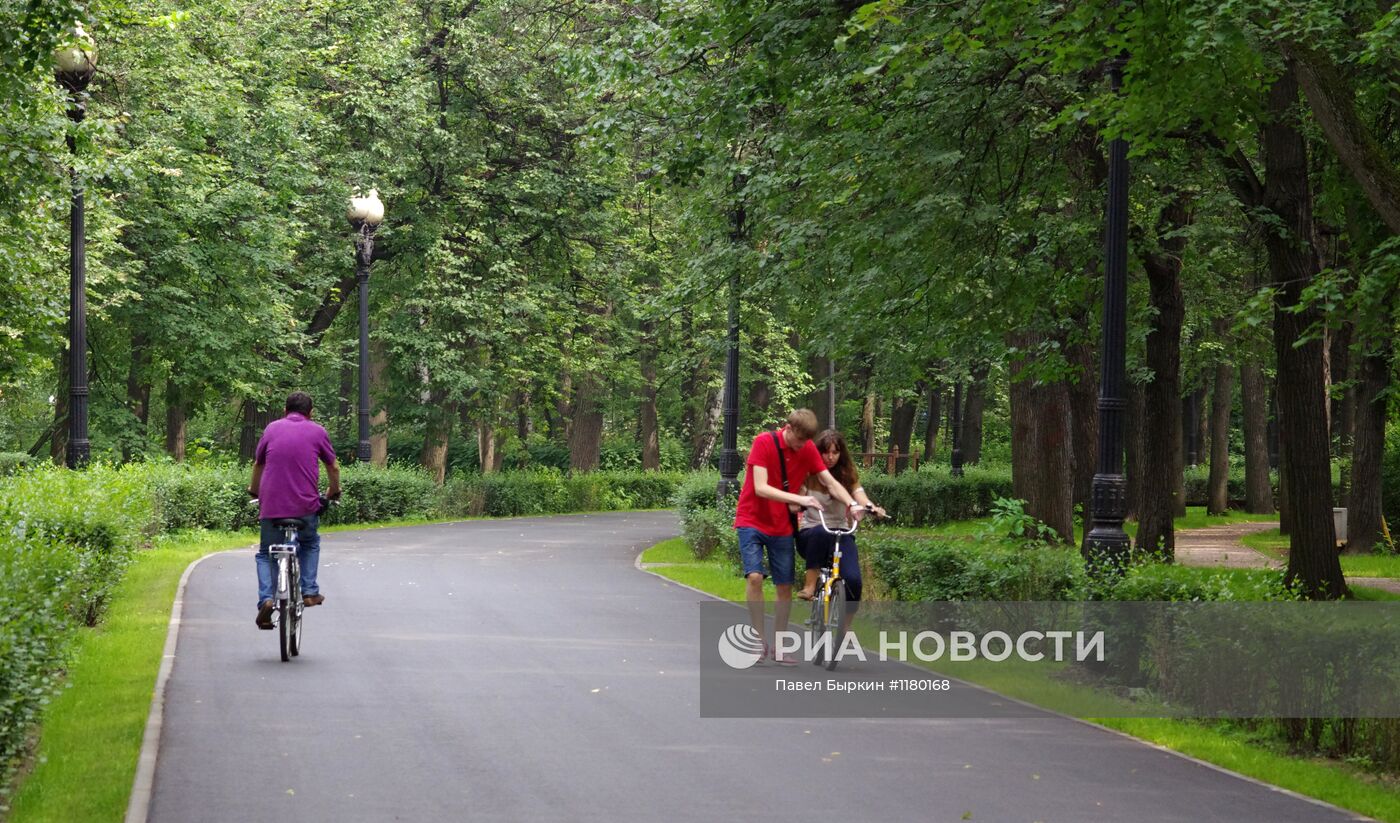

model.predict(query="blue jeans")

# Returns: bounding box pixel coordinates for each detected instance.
[257,515,320,607]
[737,527,795,585]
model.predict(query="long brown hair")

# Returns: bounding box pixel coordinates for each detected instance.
[807,429,858,491]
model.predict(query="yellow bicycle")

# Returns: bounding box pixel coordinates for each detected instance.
[803,506,867,671]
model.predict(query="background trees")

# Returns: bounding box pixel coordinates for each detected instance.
[3,0,1398,596]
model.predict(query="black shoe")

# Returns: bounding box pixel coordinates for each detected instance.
[256,600,275,630]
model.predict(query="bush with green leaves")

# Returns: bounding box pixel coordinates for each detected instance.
[0,452,34,476]
[867,535,1085,601]
[439,469,688,518]
[0,465,150,626]
[321,464,440,524]
[859,465,1013,527]
[0,536,83,787]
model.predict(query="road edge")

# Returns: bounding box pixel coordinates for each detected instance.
[124,548,241,823]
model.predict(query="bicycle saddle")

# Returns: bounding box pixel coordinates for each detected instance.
[272,518,306,529]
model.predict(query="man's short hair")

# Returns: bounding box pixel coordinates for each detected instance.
[787,409,819,440]
[285,391,314,415]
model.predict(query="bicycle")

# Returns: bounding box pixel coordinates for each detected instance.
[266,516,306,662]
[802,505,869,671]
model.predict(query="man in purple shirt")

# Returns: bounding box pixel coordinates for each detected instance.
[247,392,341,629]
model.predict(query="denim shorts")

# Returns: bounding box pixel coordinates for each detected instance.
[737,527,795,585]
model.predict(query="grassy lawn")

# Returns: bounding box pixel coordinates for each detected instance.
[7,530,253,823]
[638,535,1400,822]
[1243,528,1400,579]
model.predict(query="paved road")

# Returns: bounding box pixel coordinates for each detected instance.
[146,512,1368,822]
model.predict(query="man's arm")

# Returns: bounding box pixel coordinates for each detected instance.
[752,465,818,509]
[325,459,342,499]
[247,462,264,498]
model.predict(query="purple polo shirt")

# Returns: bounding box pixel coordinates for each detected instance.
[255,413,336,519]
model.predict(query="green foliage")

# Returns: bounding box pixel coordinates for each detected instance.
[0,452,34,476]
[859,465,1014,527]
[0,535,82,790]
[439,469,687,518]
[868,536,1085,602]
[980,497,1064,545]
[320,465,439,526]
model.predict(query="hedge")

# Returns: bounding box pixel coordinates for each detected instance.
[440,469,686,518]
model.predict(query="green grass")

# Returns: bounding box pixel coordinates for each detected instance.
[1243,528,1400,579]
[640,534,1400,822]
[7,530,252,823]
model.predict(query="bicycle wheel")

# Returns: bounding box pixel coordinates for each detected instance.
[824,580,847,671]
[288,560,302,657]
[277,556,292,662]
[807,573,827,666]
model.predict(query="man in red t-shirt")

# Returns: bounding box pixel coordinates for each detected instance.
[734,409,862,665]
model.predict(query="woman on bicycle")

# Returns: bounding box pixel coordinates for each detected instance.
[795,429,885,605]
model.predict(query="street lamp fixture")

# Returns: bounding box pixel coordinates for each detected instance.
[56,24,97,469]
[347,188,384,463]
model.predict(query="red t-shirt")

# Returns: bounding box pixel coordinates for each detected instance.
[733,427,827,535]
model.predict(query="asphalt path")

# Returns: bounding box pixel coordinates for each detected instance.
[145,512,1368,822]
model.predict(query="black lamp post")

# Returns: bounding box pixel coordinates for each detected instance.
[1086,54,1132,566]
[950,382,964,477]
[55,25,96,469]
[347,189,384,463]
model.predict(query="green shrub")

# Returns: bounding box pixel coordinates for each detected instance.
[0,452,34,476]
[0,466,149,625]
[867,535,1084,601]
[860,464,1013,527]
[0,537,83,783]
[438,469,687,518]
[143,463,253,532]
[322,464,439,524]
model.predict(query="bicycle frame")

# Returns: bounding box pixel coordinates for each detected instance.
[268,523,303,661]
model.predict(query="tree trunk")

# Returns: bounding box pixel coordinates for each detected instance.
[690,385,722,469]
[420,397,452,484]
[1262,65,1345,598]
[1126,380,1146,520]
[888,394,917,470]
[517,390,534,443]
[164,379,187,461]
[338,363,353,446]
[963,365,987,464]
[639,320,661,471]
[1330,319,1352,459]
[1207,349,1234,515]
[51,349,67,466]
[568,372,605,472]
[478,418,497,474]
[240,401,276,462]
[861,392,877,454]
[1346,345,1390,553]
[369,339,389,468]
[1067,337,1099,520]
[124,331,151,462]
[922,383,942,462]
[1182,389,1203,467]
[1009,332,1073,542]
[1137,193,1189,560]
[1240,362,1274,513]
[809,355,832,430]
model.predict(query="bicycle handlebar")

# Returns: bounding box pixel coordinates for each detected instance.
[807,504,874,537]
